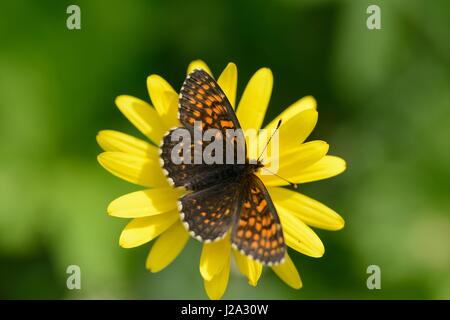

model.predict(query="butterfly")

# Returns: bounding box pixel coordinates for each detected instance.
[159,68,285,265]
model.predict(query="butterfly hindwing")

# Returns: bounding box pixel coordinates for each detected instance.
[231,174,286,265]
[178,181,241,242]
[160,127,227,190]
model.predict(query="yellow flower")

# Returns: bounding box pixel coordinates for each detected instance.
[97,59,346,299]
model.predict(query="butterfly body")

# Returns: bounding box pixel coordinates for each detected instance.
[160,69,286,265]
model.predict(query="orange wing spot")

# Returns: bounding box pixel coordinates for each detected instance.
[261,216,268,226]
[213,94,222,102]
[261,229,267,237]
[205,117,213,125]
[192,110,201,117]
[205,108,213,115]
[196,102,203,108]
[204,219,210,224]
[243,202,251,209]
[256,199,267,212]
[264,251,269,257]
[198,88,205,95]
[202,84,210,90]
[264,241,271,249]
[188,117,195,125]
[239,220,246,227]
[205,100,212,107]
[255,222,262,231]
[259,239,266,247]
[189,97,196,104]
[237,230,244,238]
[253,233,260,241]
[271,224,277,234]
[220,120,234,128]
[212,106,222,114]
[245,230,252,239]
[200,212,207,217]
[271,240,278,249]
[257,248,263,255]
[251,241,258,250]
[248,217,255,226]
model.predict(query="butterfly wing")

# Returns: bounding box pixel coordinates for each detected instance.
[179,68,246,163]
[231,174,286,265]
[160,68,246,190]
[179,68,242,133]
[160,127,228,190]
[178,181,241,242]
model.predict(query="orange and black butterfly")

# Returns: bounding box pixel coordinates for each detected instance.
[160,69,285,265]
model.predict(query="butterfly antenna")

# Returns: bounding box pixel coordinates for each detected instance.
[257,119,282,163]
[260,167,298,189]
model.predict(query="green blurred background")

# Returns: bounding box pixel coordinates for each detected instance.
[1,0,449,299]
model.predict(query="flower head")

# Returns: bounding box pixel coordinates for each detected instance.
[97,60,346,299]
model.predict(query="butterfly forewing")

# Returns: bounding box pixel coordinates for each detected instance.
[231,174,286,265]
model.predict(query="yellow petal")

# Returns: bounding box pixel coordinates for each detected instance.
[97,152,167,187]
[119,211,179,248]
[108,188,184,218]
[204,254,230,300]
[187,59,213,76]
[146,221,189,272]
[217,62,238,108]
[96,130,158,158]
[268,187,344,230]
[200,235,231,281]
[259,108,318,154]
[258,140,328,186]
[265,96,317,130]
[147,75,179,129]
[233,250,263,287]
[272,253,302,289]
[283,155,347,185]
[277,206,325,257]
[115,95,166,144]
[236,68,273,131]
